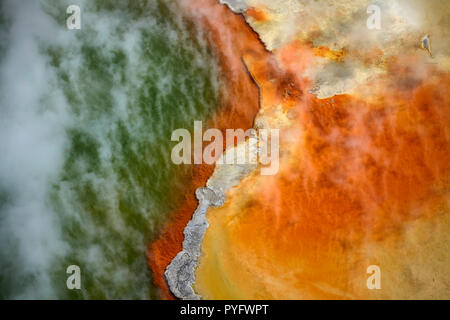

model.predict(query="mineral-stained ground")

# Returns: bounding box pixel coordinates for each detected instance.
[149,0,450,299]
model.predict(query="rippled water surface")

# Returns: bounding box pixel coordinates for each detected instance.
[0,0,219,299]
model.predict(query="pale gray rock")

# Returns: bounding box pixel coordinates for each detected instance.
[164,187,225,300]
[219,0,248,13]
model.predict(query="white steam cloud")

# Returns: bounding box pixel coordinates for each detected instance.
[0,0,72,299]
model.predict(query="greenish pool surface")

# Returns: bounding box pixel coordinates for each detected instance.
[0,0,220,299]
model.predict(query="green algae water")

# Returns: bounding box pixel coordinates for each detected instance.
[0,0,219,299]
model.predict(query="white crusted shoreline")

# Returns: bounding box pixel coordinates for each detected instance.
[218,0,247,13]
[164,137,260,299]
[164,140,259,299]
[164,187,225,300]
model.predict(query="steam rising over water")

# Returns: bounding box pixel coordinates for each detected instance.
[0,0,219,299]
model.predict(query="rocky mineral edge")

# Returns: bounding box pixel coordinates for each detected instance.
[164,132,260,299]
[164,187,225,300]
